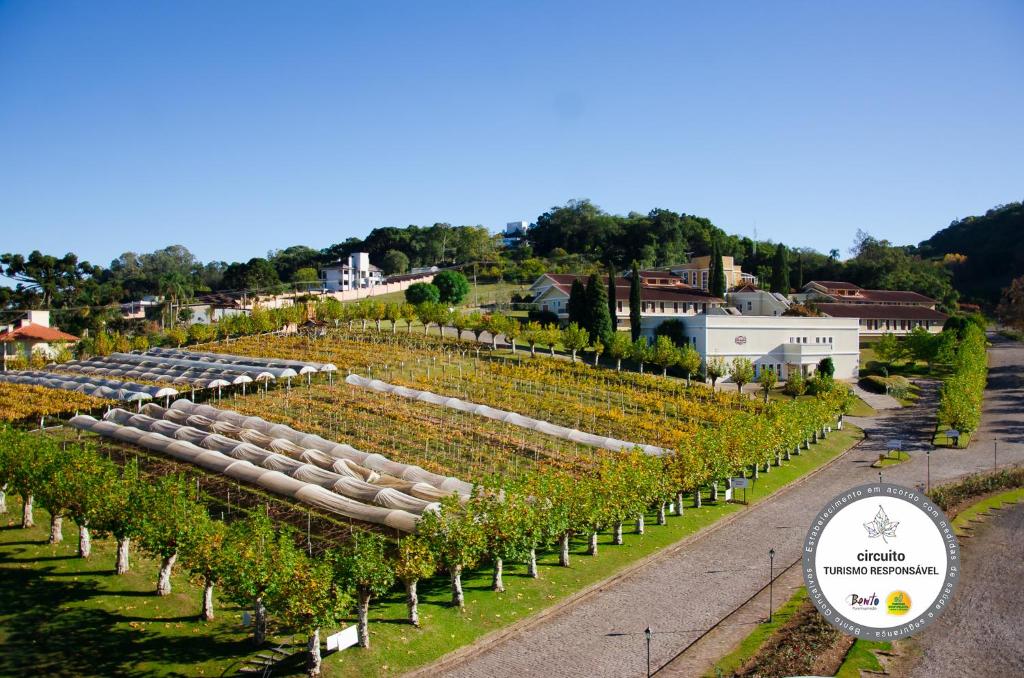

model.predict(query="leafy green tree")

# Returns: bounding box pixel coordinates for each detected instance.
[561,322,590,362]
[783,370,807,397]
[35,441,94,545]
[607,265,618,326]
[433,270,471,304]
[331,532,395,648]
[705,357,727,389]
[540,323,562,357]
[418,494,486,608]
[629,261,642,341]
[399,302,419,333]
[137,474,209,596]
[292,267,320,289]
[629,337,651,373]
[394,537,436,627]
[381,250,410,275]
[220,511,301,644]
[651,335,679,376]
[585,273,614,347]
[179,514,228,621]
[677,344,702,386]
[503,317,522,354]
[405,282,440,305]
[711,243,727,297]
[278,552,352,677]
[758,366,779,403]
[522,321,544,357]
[473,486,531,592]
[816,357,835,378]
[874,332,904,367]
[606,331,631,371]
[566,278,588,328]
[485,313,508,350]
[8,432,56,530]
[65,446,118,558]
[93,459,146,575]
[729,357,755,393]
[770,243,789,294]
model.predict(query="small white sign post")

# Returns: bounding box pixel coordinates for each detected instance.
[325,625,359,653]
[730,477,750,504]
[946,429,960,448]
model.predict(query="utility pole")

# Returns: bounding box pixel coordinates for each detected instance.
[768,548,776,622]
[644,626,651,678]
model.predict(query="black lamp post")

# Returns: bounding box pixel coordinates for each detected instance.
[644,626,652,677]
[768,548,776,622]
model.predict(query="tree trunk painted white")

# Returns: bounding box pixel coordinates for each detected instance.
[530,344,536,357]
[793,445,800,457]
[784,448,791,461]
[775,451,782,466]
[549,345,555,357]
[571,350,577,363]
[21,493,33,528]
[594,352,600,366]
[812,430,818,443]
[450,566,465,608]
[202,579,215,621]
[636,514,645,534]
[613,522,623,545]
[752,463,759,479]
[763,460,771,473]
[559,533,571,566]
[657,502,667,525]
[527,547,538,578]
[639,363,644,374]
[804,438,811,450]
[306,628,322,677]
[357,588,371,647]
[254,598,268,644]
[588,531,599,555]
[116,537,131,574]
[662,366,668,377]
[0,483,7,514]
[694,488,702,508]
[405,578,420,626]
[78,524,92,558]
[616,358,622,371]
[711,482,719,502]
[492,557,504,592]
[49,513,63,544]
[157,552,177,596]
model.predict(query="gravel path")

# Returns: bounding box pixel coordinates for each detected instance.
[428,335,1024,678]
[904,501,1024,677]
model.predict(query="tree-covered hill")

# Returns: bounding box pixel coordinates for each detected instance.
[916,202,1024,306]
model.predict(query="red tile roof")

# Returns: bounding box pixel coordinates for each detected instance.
[0,324,79,343]
[542,276,723,303]
[807,280,862,290]
[856,289,937,304]
[815,303,948,321]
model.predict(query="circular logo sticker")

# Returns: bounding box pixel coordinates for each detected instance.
[802,483,959,640]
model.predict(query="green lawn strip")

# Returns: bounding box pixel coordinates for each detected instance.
[0,505,253,677]
[834,639,891,677]
[871,450,911,468]
[335,426,863,677]
[0,426,861,677]
[706,587,809,677]
[845,395,877,418]
[951,487,1024,536]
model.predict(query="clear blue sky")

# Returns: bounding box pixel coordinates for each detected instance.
[1,1,1021,267]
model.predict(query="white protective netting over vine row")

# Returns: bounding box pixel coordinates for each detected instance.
[0,370,177,401]
[148,347,337,375]
[345,374,668,456]
[67,395,475,531]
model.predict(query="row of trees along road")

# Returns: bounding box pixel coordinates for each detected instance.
[0,374,848,675]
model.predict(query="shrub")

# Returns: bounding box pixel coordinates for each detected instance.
[433,270,471,305]
[783,371,806,397]
[405,282,440,305]
[930,468,1024,512]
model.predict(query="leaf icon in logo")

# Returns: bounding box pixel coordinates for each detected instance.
[864,506,899,543]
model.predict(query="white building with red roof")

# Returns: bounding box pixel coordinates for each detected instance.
[796,281,948,335]
[0,311,79,367]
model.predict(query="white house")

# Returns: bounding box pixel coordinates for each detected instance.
[727,285,791,316]
[320,253,384,292]
[0,310,79,367]
[644,314,860,382]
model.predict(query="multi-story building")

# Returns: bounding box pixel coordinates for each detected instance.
[529,273,725,328]
[795,281,948,335]
[667,256,758,291]
[320,252,384,292]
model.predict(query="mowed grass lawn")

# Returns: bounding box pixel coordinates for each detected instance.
[0,426,862,677]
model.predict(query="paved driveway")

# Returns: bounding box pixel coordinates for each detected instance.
[429,335,1024,678]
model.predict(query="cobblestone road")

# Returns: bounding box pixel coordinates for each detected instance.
[432,335,1024,678]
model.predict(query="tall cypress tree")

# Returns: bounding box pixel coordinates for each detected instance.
[629,261,642,341]
[586,273,613,347]
[771,243,789,294]
[711,245,727,298]
[795,253,804,289]
[607,264,617,329]
[567,278,587,326]
[707,243,719,292]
